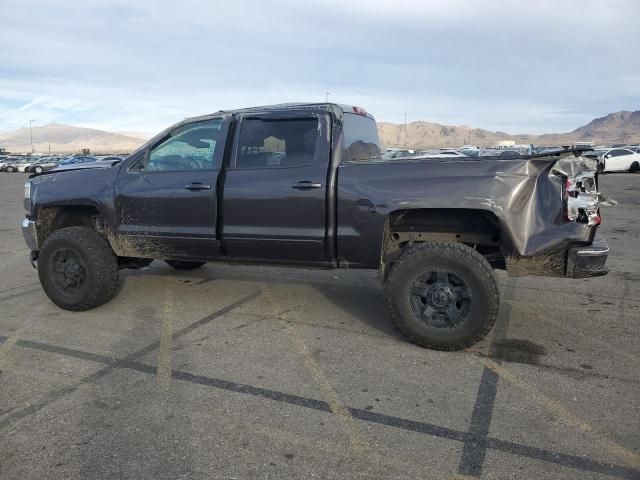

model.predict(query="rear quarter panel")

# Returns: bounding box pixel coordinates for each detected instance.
[336,157,594,269]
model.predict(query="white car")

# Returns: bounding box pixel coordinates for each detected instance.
[17,162,34,172]
[598,148,640,173]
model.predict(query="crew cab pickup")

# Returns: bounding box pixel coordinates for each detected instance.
[22,103,609,350]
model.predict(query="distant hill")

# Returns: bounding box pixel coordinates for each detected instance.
[379,110,640,148]
[0,123,146,154]
[1,111,638,153]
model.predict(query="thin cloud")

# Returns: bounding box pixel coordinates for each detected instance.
[0,0,638,134]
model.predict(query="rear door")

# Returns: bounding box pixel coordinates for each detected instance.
[114,117,228,260]
[221,113,331,264]
[606,149,633,171]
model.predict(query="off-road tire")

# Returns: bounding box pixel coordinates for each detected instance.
[38,227,119,311]
[630,161,639,173]
[165,260,206,270]
[385,241,500,350]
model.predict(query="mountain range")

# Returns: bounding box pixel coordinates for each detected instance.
[1,110,639,154]
[379,110,640,148]
[0,124,145,154]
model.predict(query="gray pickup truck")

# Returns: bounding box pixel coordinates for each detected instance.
[22,103,609,350]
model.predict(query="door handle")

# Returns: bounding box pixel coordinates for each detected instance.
[292,181,322,190]
[185,183,211,191]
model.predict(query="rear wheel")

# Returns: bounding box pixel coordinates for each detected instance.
[597,163,604,174]
[38,227,120,311]
[630,161,639,173]
[34,166,43,173]
[385,241,499,350]
[6,166,14,172]
[165,260,206,270]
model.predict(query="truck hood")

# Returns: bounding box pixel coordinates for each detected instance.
[29,162,121,189]
[30,161,121,178]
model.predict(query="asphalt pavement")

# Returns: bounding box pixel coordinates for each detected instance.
[0,172,638,479]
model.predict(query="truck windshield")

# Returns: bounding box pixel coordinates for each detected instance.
[342,113,381,162]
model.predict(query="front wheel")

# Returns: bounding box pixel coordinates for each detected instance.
[38,227,120,311]
[34,166,43,173]
[597,163,604,174]
[6,166,14,172]
[165,260,206,270]
[385,241,500,350]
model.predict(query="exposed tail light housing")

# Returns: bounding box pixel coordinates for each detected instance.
[352,106,369,116]
[562,173,600,226]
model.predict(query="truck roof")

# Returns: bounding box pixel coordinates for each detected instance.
[187,102,375,122]
[129,102,375,159]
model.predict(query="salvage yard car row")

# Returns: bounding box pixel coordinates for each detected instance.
[0,154,125,173]
[382,145,640,173]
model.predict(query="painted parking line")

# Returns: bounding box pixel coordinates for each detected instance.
[0,291,261,430]
[157,283,174,387]
[477,355,640,470]
[3,335,638,480]
[0,287,42,304]
[457,277,517,478]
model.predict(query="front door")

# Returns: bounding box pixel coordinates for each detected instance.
[221,113,330,264]
[114,117,228,260]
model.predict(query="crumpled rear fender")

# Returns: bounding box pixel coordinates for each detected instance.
[337,150,600,272]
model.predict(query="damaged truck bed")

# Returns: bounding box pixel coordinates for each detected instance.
[21,102,609,350]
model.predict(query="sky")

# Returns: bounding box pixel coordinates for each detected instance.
[1,0,639,137]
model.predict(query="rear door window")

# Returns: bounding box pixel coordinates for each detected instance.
[234,118,318,169]
[609,149,631,157]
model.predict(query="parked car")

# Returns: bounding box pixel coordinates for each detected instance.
[460,148,480,157]
[597,148,640,173]
[498,150,523,157]
[381,149,417,159]
[413,150,470,159]
[49,156,99,171]
[50,158,123,172]
[22,103,608,351]
[17,160,36,172]
[58,155,98,165]
[26,157,65,173]
[434,150,469,158]
[4,158,31,172]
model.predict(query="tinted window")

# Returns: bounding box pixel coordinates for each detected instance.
[235,118,317,169]
[610,149,632,157]
[145,119,222,172]
[342,113,381,162]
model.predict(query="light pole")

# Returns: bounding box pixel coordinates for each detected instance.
[404,113,407,148]
[325,91,330,102]
[29,119,35,153]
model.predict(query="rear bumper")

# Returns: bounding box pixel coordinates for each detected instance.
[566,234,609,278]
[506,234,609,278]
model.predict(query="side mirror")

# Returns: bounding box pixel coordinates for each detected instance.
[127,151,147,172]
[604,155,610,159]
